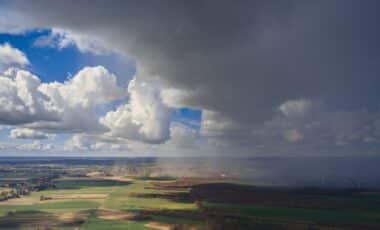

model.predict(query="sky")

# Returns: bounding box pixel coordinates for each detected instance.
[0,0,379,157]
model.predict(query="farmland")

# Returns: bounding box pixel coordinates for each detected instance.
[0,178,194,229]
[0,157,379,229]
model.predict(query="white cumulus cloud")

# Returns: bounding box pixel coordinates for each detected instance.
[29,66,125,133]
[0,66,125,135]
[0,68,59,125]
[0,43,29,71]
[101,78,172,143]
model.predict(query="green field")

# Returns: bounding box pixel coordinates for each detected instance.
[81,217,150,230]
[53,178,131,190]
[0,178,203,229]
[103,181,196,211]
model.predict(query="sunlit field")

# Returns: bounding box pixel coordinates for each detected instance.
[0,178,201,229]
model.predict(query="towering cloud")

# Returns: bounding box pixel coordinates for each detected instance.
[101,78,172,143]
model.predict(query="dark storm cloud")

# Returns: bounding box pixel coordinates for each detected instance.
[3,0,380,153]
[8,0,380,119]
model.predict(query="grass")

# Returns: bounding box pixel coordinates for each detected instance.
[133,175,177,181]
[0,200,99,216]
[151,215,204,226]
[53,179,130,190]
[81,217,149,230]
[102,181,196,211]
